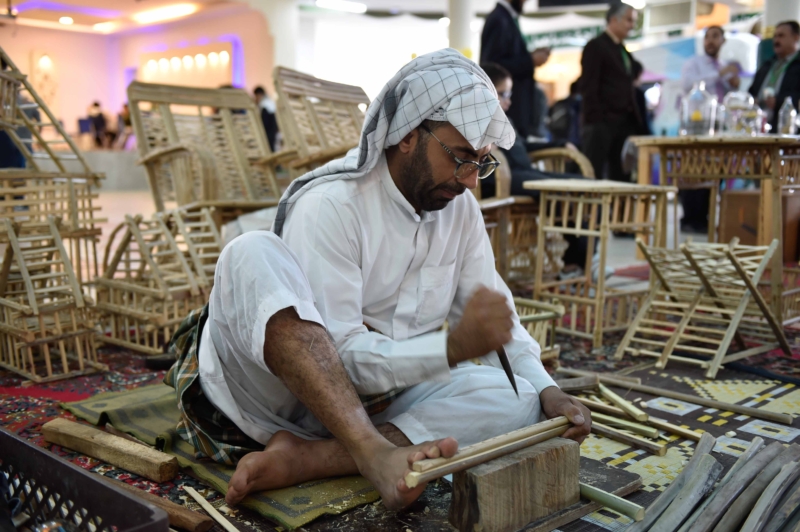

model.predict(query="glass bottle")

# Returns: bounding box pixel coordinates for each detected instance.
[680,82,717,136]
[778,97,797,135]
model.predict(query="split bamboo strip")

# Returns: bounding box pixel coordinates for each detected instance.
[556,367,641,385]
[599,383,648,422]
[579,482,644,522]
[405,419,570,488]
[182,486,238,532]
[574,396,627,418]
[591,421,666,456]
[592,413,659,439]
[648,417,703,442]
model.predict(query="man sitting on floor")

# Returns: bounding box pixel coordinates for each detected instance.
[165,49,591,510]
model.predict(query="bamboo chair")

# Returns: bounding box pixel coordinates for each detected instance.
[94,213,206,355]
[166,207,223,290]
[127,82,290,225]
[0,47,99,179]
[273,67,369,176]
[0,217,105,384]
[0,172,104,288]
[515,298,565,362]
[615,238,791,378]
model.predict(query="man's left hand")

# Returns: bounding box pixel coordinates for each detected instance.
[539,386,592,443]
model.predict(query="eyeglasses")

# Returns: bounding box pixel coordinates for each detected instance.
[498,90,512,100]
[420,124,500,180]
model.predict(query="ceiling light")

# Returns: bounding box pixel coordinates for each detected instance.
[195,54,206,68]
[132,3,197,24]
[219,50,230,65]
[38,55,53,69]
[158,58,169,72]
[315,0,367,14]
[170,57,181,70]
[208,52,219,66]
[183,55,193,68]
[146,59,158,72]
[59,16,73,25]
[439,17,450,27]
[93,22,117,33]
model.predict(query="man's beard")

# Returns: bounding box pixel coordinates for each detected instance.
[398,140,466,213]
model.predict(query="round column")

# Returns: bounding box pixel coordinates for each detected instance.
[448,0,475,59]
[764,0,800,37]
[249,0,299,69]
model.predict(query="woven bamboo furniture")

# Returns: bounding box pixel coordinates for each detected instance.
[127,81,288,225]
[0,171,103,288]
[525,179,674,348]
[632,136,800,322]
[168,208,223,290]
[615,239,790,378]
[0,217,105,384]
[95,213,206,355]
[514,298,565,362]
[0,47,99,178]
[273,66,369,176]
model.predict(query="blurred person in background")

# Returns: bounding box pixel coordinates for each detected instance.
[748,20,800,129]
[681,25,741,100]
[254,85,280,152]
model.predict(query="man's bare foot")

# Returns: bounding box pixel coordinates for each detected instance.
[357,437,459,510]
[225,430,458,510]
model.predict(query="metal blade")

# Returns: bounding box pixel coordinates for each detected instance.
[497,346,519,398]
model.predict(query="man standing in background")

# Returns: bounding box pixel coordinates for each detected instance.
[681,26,741,99]
[748,20,800,129]
[481,0,549,139]
[254,86,280,153]
[579,3,641,182]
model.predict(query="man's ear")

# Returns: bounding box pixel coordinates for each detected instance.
[397,127,421,155]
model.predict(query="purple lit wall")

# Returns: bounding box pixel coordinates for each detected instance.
[14,1,121,18]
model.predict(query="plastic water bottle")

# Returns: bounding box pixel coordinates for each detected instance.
[778,97,797,135]
[680,82,717,136]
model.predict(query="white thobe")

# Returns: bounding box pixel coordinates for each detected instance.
[198,154,553,446]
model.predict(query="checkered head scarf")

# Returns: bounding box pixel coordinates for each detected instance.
[272,48,516,236]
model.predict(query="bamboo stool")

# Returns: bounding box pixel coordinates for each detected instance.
[0,217,105,384]
[94,213,206,355]
[524,179,675,348]
[615,238,791,378]
[0,172,104,289]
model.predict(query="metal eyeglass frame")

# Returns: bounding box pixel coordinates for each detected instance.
[420,124,500,180]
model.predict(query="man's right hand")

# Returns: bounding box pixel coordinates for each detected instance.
[447,286,513,366]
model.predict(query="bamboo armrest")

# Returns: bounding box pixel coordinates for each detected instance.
[514,297,566,319]
[478,197,516,211]
[509,195,535,204]
[0,297,34,315]
[529,147,596,179]
[137,143,199,166]
[254,149,299,167]
[287,145,355,169]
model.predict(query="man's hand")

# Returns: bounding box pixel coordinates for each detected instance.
[720,63,739,77]
[447,286,513,366]
[539,386,592,443]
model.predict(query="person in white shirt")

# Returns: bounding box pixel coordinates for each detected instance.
[178,49,591,510]
[681,25,741,100]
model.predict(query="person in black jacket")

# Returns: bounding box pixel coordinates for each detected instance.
[254,86,280,153]
[748,20,800,130]
[580,2,642,182]
[481,0,549,140]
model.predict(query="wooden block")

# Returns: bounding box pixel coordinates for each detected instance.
[101,477,214,532]
[42,418,178,483]
[449,437,580,532]
[524,457,643,532]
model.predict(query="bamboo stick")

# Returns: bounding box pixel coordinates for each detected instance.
[591,421,666,456]
[599,383,648,422]
[740,461,800,532]
[605,381,795,426]
[648,417,703,442]
[555,375,600,392]
[182,486,238,532]
[592,413,660,439]
[556,367,641,385]
[574,396,626,417]
[650,454,723,532]
[405,422,569,488]
[579,482,644,522]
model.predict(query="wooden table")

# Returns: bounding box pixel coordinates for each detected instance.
[631,135,800,323]
[524,179,675,348]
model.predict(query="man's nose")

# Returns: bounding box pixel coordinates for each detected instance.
[461,172,479,190]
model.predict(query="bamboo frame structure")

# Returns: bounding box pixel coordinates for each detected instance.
[525,179,675,348]
[167,207,223,290]
[94,212,207,355]
[0,47,100,178]
[127,81,283,224]
[273,66,370,178]
[0,217,105,384]
[514,297,565,362]
[614,239,791,379]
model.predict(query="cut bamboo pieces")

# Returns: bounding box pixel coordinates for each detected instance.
[712,444,800,532]
[556,367,641,386]
[598,383,648,421]
[575,397,627,418]
[689,441,785,532]
[647,417,703,442]
[182,486,238,532]
[405,417,569,488]
[626,432,716,532]
[591,413,659,439]
[740,461,800,532]
[763,476,800,532]
[555,375,600,392]
[650,454,723,532]
[579,482,644,522]
[605,380,794,425]
[591,422,666,456]
[677,437,765,532]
